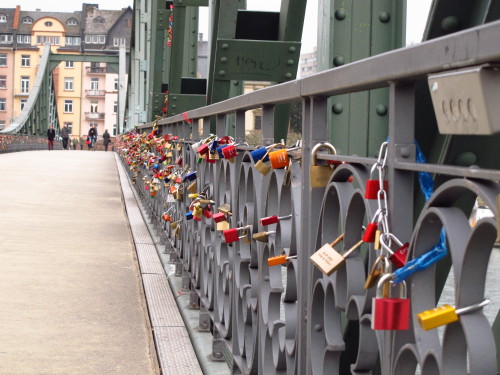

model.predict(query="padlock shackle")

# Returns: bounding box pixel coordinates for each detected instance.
[278,214,293,220]
[376,273,405,298]
[343,239,364,258]
[379,232,404,256]
[329,233,344,247]
[311,142,337,166]
[265,231,276,236]
[456,299,490,315]
[261,143,286,161]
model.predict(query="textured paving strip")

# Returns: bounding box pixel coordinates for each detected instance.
[115,155,203,375]
[0,150,159,375]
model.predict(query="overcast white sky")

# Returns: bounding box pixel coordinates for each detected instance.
[2,0,433,53]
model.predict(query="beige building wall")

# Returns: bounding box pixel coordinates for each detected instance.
[57,60,84,138]
[243,81,269,133]
[0,49,14,129]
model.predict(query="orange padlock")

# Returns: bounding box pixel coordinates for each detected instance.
[269,148,289,169]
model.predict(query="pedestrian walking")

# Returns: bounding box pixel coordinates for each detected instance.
[88,125,97,152]
[61,124,70,150]
[103,129,111,152]
[72,137,78,150]
[47,125,56,151]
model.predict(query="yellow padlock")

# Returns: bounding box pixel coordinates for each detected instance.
[310,142,337,188]
[417,299,489,330]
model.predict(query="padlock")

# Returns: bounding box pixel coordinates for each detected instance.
[365,163,389,199]
[269,148,289,169]
[175,156,183,166]
[197,143,209,155]
[163,214,172,222]
[216,221,230,231]
[250,146,270,163]
[223,226,251,244]
[310,142,337,188]
[362,210,383,243]
[380,233,409,269]
[252,230,276,242]
[222,144,238,161]
[218,203,232,216]
[254,144,285,176]
[183,171,197,182]
[310,236,364,276]
[170,220,180,229]
[268,254,297,267]
[203,209,213,219]
[185,212,194,221]
[213,212,227,223]
[372,274,410,330]
[417,299,490,331]
[187,181,197,194]
[260,214,293,226]
[364,256,390,289]
[188,193,198,199]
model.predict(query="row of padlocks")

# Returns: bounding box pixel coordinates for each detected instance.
[117,125,497,374]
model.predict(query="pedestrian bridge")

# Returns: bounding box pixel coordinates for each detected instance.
[0,150,225,375]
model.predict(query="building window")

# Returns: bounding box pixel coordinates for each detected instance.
[254,115,262,130]
[113,101,118,113]
[0,54,6,66]
[65,36,81,46]
[21,55,30,67]
[44,21,53,27]
[113,38,126,46]
[0,14,6,23]
[0,120,5,130]
[64,100,73,113]
[0,98,6,111]
[17,35,31,44]
[65,61,74,68]
[0,75,6,89]
[90,101,98,113]
[64,78,74,91]
[90,78,99,91]
[20,99,27,111]
[64,122,73,133]
[112,124,117,136]
[22,16,33,24]
[85,35,106,44]
[0,34,13,44]
[36,36,60,45]
[93,16,105,24]
[114,78,118,91]
[67,18,78,26]
[21,77,30,94]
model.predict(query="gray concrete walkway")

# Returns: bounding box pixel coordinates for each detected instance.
[0,150,159,375]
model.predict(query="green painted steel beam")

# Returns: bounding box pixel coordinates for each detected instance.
[49,54,119,63]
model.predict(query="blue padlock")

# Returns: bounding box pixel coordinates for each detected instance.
[182,171,197,182]
[185,212,193,220]
[250,147,269,163]
[210,140,219,152]
[217,144,229,158]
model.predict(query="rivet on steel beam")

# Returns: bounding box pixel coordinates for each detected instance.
[190,71,194,74]
[233,81,239,86]
[288,46,296,53]
[285,73,293,79]
[190,57,195,61]
[335,8,346,20]
[332,103,344,114]
[455,152,477,166]
[220,57,228,63]
[379,11,390,23]
[376,104,387,116]
[287,59,294,66]
[441,16,460,32]
[192,29,196,33]
[333,55,345,66]
[399,146,411,158]
[191,43,195,47]
[218,70,226,77]
[222,43,229,50]
[314,324,322,332]
[172,104,177,108]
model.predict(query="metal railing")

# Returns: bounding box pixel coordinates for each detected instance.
[84,112,105,120]
[85,90,106,97]
[0,134,62,152]
[121,21,500,375]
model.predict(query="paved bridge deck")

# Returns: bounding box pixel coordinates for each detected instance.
[0,150,202,375]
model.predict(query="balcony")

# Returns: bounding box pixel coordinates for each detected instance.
[85,90,106,97]
[86,67,107,74]
[85,112,105,120]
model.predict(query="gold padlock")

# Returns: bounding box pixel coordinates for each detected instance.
[187,181,197,194]
[252,230,276,242]
[218,203,232,216]
[217,221,230,231]
[310,142,337,188]
[364,255,389,289]
[310,234,364,276]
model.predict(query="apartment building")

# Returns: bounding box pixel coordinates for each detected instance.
[0,4,131,137]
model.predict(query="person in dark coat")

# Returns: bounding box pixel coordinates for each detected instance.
[102,129,111,152]
[61,124,70,150]
[47,125,56,151]
[88,125,97,151]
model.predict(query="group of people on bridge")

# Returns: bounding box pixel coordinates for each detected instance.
[46,124,112,152]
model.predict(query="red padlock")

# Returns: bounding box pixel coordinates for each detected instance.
[380,233,409,269]
[222,144,238,160]
[223,226,250,244]
[203,209,213,219]
[198,143,209,155]
[260,214,293,226]
[372,274,409,330]
[213,212,227,223]
[365,162,389,199]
